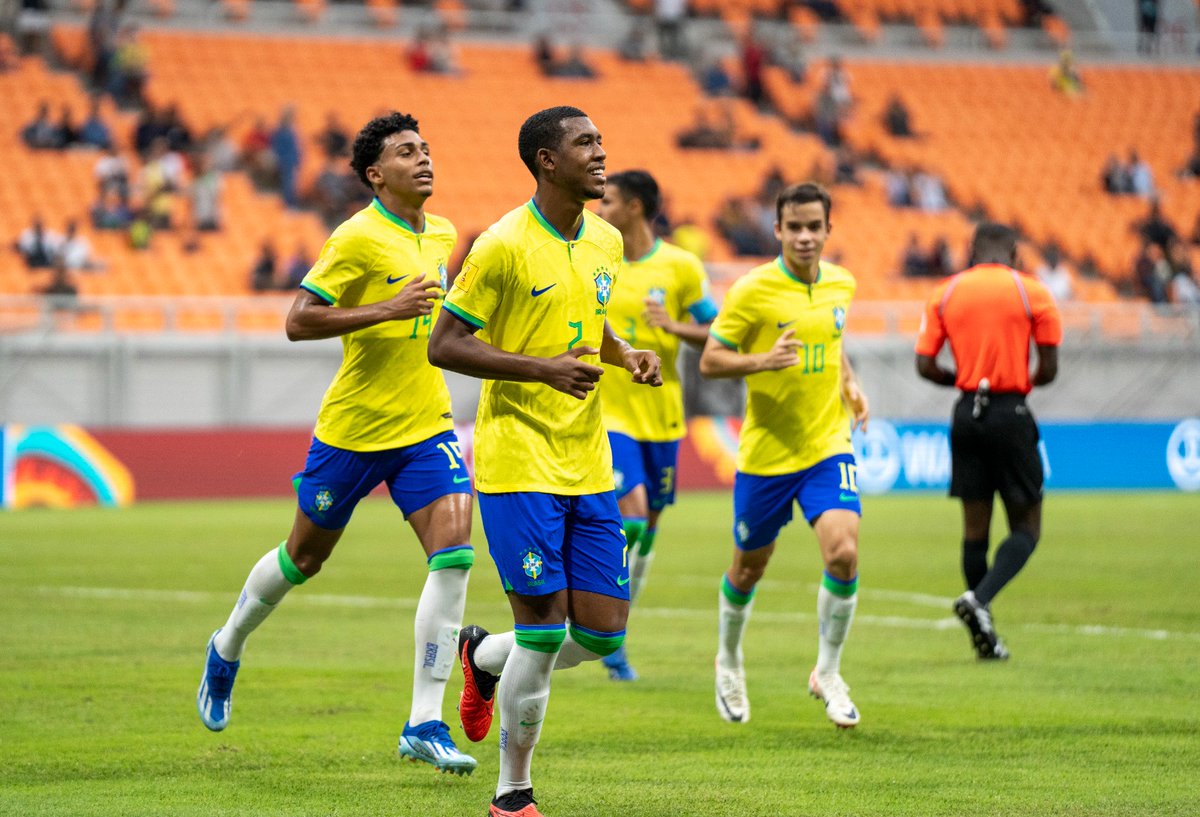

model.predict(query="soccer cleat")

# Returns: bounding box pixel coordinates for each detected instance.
[398,719,477,776]
[715,659,750,723]
[197,629,239,732]
[808,669,860,728]
[601,644,638,682]
[458,624,500,742]
[953,592,1010,661]
[488,788,543,817]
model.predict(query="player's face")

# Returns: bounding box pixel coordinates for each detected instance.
[367,130,433,201]
[549,116,606,201]
[775,200,830,269]
[596,185,634,230]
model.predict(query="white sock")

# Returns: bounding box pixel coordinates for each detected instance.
[214,546,297,661]
[475,631,515,676]
[630,550,655,603]
[717,585,754,669]
[552,628,602,670]
[409,566,469,725]
[496,644,557,798]
[816,584,858,677]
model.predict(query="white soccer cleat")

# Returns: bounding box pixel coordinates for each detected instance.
[809,669,860,728]
[715,659,750,723]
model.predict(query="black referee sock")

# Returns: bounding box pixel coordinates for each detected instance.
[961,538,990,592]
[973,531,1038,607]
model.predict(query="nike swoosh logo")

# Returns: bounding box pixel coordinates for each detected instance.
[519,719,543,727]
[386,274,409,284]
[531,283,556,297]
[777,320,796,329]
[453,475,471,484]
[616,576,630,587]
[839,492,857,502]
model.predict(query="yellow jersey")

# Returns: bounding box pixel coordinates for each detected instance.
[709,257,856,476]
[600,239,716,442]
[444,200,624,494]
[301,199,456,452]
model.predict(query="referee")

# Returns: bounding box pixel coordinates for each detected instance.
[915,222,1062,660]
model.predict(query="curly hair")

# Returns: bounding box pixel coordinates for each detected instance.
[350,112,421,190]
[517,106,588,180]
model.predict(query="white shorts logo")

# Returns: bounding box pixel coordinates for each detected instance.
[1166,418,1200,492]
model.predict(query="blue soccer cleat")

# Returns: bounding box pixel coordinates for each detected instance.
[398,719,477,776]
[197,629,240,732]
[601,644,638,682]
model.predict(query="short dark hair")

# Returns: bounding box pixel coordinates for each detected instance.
[607,170,661,220]
[970,221,1019,265]
[776,182,832,225]
[517,105,589,180]
[350,111,420,190]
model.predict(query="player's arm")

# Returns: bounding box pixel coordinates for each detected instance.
[601,320,663,386]
[285,277,439,341]
[841,350,870,431]
[698,329,801,378]
[428,311,606,400]
[1032,344,1058,386]
[642,299,713,346]
[915,354,956,386]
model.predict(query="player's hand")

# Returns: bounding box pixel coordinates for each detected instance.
[759,328,802,371]
[384,274,440,320]
[642,299,675,334]
[624,347,663,387]
[543,346,605,400]
[843,378,870,432]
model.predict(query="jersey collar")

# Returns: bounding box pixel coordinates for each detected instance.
[526,199,585,242]
[372,198,423,234]
[633,238,662,263]
[776,255,822,286]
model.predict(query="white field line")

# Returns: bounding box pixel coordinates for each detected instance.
[28,584,1200,644]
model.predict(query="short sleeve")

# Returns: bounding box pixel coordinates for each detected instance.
[444,230,508,330]
[914,286,948,357]
[301,237,366,305]
[709,278,754,350]
[1029,282,1064,347]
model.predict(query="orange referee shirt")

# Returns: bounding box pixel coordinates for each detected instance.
[915,264,1063,394]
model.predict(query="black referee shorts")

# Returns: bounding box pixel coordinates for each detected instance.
[949,391,1043,506]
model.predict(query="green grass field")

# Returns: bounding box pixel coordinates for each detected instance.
[2,492,1198,817]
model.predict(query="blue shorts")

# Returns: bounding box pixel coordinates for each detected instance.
[293,430,471,530]
[609,432,680,511]
[732,453,862,551]
[476,491,629,600]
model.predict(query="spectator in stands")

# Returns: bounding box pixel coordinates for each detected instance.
[190,155,224,232]
[271,106,303,209]
[1137,199,1177,252]
[834,146,861,186]
[738,28,768,110]
[53,104,80,150]
[407,27,434,72]
[618,20,649,62]
[38,259,80,304]
[1101,154,1131,194]
[199,122,240,174]
[139,136,186,230]
[15,0,52,58]
[16,214,61,269]
[698,53,733,97]
[20,100,60,150]
[1048,50,1083,97]
[161,102,194,155]
[94,144,131,203]
[308,155,358,230]
[87,0,127,92]
[428,27,461,75]
[1136,0,1160,55]
[108,24,149,106]
[820,55,853,112]
[774,30,807,84]
[553,43,596,78]
[1128,150,1154,198]
[715,197,774,256]
[241,116,277,191]
[91,187,134,230]
[1191,213,1200,246]
[79,97,113,150]
[901,233,931,277]
[912,170,948,212]
[250,239,278,292]
[315,111,350,159]
[1135,241,1170,303]
[929,236,955,278]
[533,33,556,75]
[59,220,103,272]
[813,83,843,147]
[282,243,311,289]
[132,106,163,157]
[883,94,913,138]
[1168,241,1200,305]
[886,167,913,207]
[0,33,18,72]
[655,0,688,60]
[676,105,732,150]
[1036,244,1073,302]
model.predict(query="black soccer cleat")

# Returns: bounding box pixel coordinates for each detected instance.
[953,592,1009,661]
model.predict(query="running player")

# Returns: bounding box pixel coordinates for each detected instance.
[428,106,662,817]
[196,112,478,775]
[698,181,870,729]
[594,169,718,681]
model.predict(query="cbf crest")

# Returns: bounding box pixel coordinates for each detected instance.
[647,286,667,306]
[521,545,546,586]
[832,305,846,339]
[437,261,448,291]
[594,268,613,307]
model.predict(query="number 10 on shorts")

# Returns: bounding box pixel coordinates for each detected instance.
[838,462,858,493]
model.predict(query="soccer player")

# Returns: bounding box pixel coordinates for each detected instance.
[196,112,478,775]
[698,181,870,729]
[915,221,1061,661]
[427,106,662,817]
[594,169,718,681]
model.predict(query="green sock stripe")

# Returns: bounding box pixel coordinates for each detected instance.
[277,542,307,585]
[514,625,566,653]
[721,575,755,606]
[637,526,657,557]
[623,518,647,549]
[428,546,475,571]
[568,624,625,657]
[822,571,858,598]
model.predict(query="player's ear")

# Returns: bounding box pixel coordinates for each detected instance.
[365,163,384,186]
[826,219,833,236]
[537,147,556,176]
[773,221,783,242]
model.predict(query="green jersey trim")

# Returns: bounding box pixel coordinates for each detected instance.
[301,282,336,305]
[526,199,584,242]
[632,238,662,263]
[710,330,738,350]
[776,256,822,286]
[443,301,485,329]
[371,198,421,233]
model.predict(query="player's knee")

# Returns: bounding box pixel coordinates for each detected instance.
[622,518,647,549]
[824,539,858,578]
[730,562,766,590]
[427,544,474,572]
[286,546,328,579]
[1009,529,1038,556]
[568,623,625,658]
